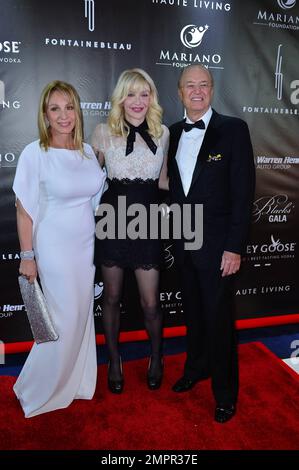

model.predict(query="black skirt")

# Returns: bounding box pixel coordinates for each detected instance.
[94,178,163,270]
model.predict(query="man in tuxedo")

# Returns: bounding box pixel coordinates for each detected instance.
[168,65,255,423]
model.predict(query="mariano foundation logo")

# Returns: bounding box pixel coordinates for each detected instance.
[180,24,209,49]
[277,0,296,9]
[157,24,222,69]
[254,0,299,31]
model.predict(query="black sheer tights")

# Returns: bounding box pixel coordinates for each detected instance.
[135,268,163,377]
[101,265,163,381]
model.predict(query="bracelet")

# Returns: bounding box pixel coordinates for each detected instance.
[20,250,35,260]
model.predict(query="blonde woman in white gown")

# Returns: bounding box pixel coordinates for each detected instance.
[13,80,106,418]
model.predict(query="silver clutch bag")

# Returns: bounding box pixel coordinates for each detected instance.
[18,276,59,344]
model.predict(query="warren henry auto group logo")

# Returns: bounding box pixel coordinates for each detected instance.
[255,154,299,170]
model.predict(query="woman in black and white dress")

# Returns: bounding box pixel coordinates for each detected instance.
[91,68,169,393]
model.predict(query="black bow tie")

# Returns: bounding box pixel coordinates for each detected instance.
[125,119,157,156]
[183,120,205,132]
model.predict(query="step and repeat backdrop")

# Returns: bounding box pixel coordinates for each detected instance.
[1,0,299,345]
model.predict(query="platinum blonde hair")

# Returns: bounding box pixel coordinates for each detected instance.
[108,68,163,139]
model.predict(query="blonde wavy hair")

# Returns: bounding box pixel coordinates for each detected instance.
[38,80,84,153]
[108,68,163,139]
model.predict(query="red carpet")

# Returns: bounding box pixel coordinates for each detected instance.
[0,342,298,450]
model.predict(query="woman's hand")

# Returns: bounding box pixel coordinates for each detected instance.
[19,259,37,284]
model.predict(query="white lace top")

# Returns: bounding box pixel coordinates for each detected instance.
[91,123,169,181]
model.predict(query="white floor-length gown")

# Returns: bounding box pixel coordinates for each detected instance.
[12,140,106,418]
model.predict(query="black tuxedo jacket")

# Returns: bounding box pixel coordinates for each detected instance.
[168,109,255,267]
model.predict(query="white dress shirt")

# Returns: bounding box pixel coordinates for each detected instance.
[175,107,212,196]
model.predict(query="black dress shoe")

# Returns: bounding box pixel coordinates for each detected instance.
[108,376,124,394]
[214,404,236,423]
[147,356,164,390]
[108,358,124,394]
[172,376,199,393]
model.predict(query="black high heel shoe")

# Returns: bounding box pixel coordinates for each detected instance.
[147,356,164,390]
[108,357,124,394]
